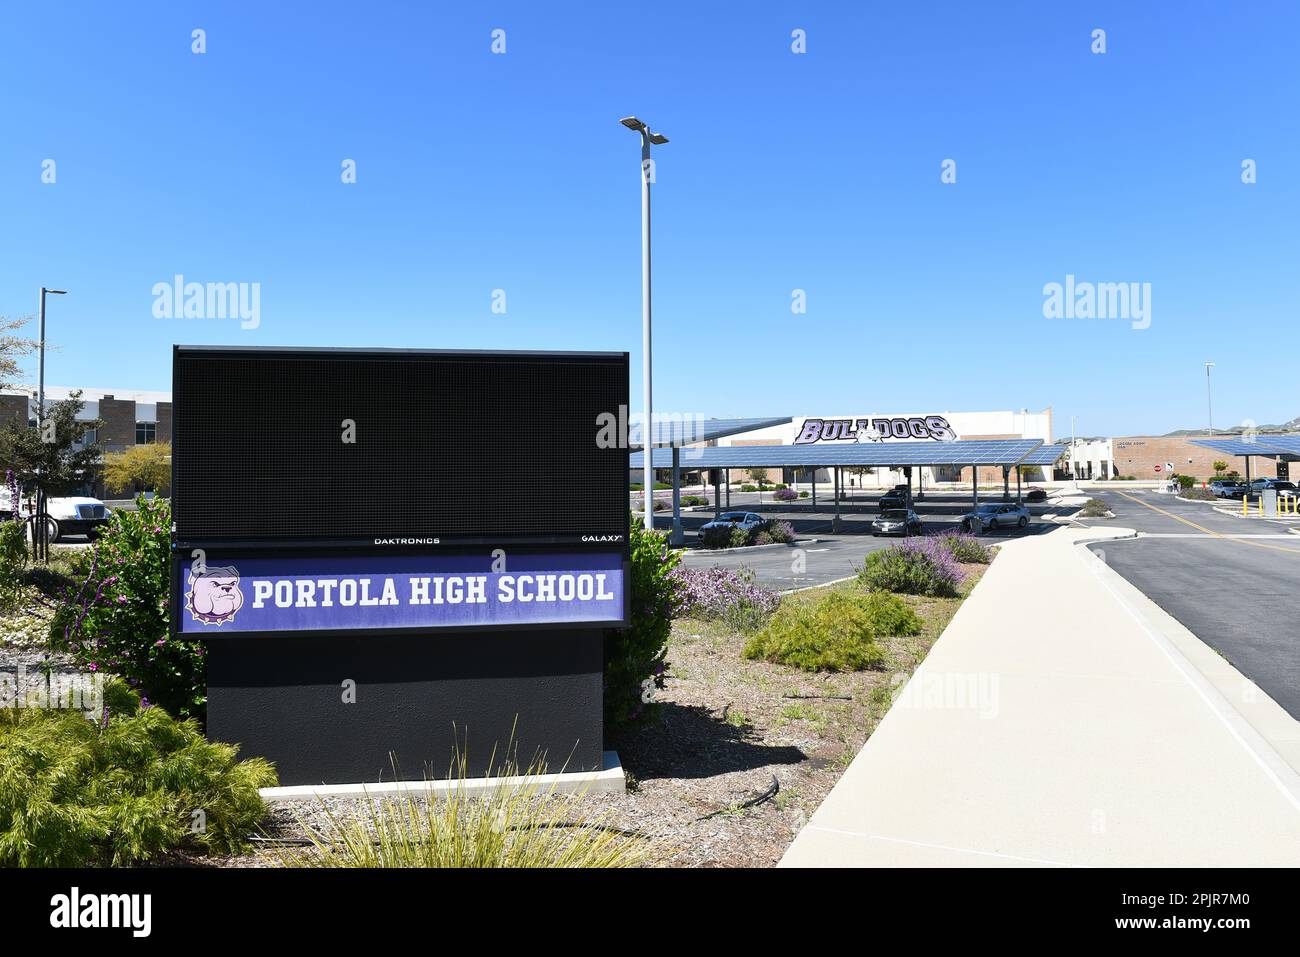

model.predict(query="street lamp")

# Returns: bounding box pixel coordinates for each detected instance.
[38,287,67,426]
[35,287,66,564]
[1205,361,1215,435]
[620,116,668,531]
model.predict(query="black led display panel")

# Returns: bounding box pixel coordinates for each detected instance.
[172,347,629,545]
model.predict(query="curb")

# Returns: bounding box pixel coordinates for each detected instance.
[680,538,819,556]
[261,750,627,802]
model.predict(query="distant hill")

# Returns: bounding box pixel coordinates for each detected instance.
[1163,417,1300,437]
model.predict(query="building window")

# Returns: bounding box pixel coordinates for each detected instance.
[136,422,157,444]
[81,427,97,445]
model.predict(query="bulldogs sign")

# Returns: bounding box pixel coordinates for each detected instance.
[795,415,957,444]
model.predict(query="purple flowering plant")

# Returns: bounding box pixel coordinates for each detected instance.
[49,496,206,720]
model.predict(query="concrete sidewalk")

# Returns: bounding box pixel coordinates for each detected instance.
[780,526,1300,867]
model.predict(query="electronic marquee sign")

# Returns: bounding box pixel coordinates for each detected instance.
[795,415,957,444]
[173,346,630,784]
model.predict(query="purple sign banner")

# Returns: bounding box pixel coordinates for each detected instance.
[176,551,625,634]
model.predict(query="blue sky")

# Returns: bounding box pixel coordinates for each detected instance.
[1,1,1296,436]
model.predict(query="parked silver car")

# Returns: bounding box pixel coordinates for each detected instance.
[698,511,764,538]
[960,502,1029,531]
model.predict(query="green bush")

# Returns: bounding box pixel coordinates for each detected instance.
[0,519,27,612]
[799,491,809,498]
[1180,487,1215,501]
[933,532,992,564]
[1078,498,1109,517]
[48,497,205,720]
[0,679,275,867]
[743,591,919,672]
[681,495,708,507]
[603,516,682,728]
[857,542,962,597]
[1175,474,1196,489]
[699,525,749,549]
[739,484,758,492]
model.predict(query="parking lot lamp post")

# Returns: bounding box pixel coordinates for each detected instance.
[620,116,668,532]
[35,287,67,563]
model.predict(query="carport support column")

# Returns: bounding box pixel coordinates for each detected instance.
[832,467,842,532]
[812,472,817,509]
[972,466,978,510]
[713,470,721,521]
[1003,466,1010,501]
[1016,467,1022,505]
[670,446,683,546]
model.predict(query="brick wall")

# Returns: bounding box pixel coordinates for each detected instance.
[726,439,782,484]
[157,401,172,444]
[1112,435,1279,481]
[98,395,137,452]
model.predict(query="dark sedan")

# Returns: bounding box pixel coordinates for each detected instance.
[878,489,910,511]
[871,509,922,536]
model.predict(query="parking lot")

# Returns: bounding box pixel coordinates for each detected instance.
[672,489,1066,591]
[1076,488,1300,720]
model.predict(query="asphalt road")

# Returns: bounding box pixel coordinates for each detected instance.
[1077,489,1300,719]
[675,491,1062,592]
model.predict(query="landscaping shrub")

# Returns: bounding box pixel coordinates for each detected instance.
[799,491,809,498]
[1175,474,1196,489]
[1180,487,1215,501]
[681,495,708,507]
[276,752,647,868]
[603,516,681,728]
[699,525,749,549]
[739,484,758,492]
[758,519,796,544]
[0,679,275,867]
[743,590,919,672]
[47,497,204,720]
[1078,498,1109,517]
[773,487,798,502]
[931,530,992,564]
[673,566,781,633]
[0,470,26,612]
[857,538,964,597]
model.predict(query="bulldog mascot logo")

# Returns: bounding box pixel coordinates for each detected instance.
[186,565,244,626]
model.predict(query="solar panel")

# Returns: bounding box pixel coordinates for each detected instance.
[1240,435,1300,456]
[1189,437,1286,457]
[1019,444,1070,465]
[630,438,1044,470]
[626,416,791,448]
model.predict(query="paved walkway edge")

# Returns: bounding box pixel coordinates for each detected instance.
[1079,533,1300,796]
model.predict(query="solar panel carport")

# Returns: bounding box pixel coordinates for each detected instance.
[631,437,1047,542]
[1191,436,1300,485]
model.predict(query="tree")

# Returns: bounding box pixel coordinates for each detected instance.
[0,391,104,496]
[0,315,37,391]
[1212,460,1228,476]
[104,442,171,494]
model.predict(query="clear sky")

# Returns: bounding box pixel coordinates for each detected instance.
[1,1,1296,437]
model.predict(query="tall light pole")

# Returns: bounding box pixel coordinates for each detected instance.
[620,116,668,530]
[35,287,66,564]
[37,287,67,427]
[1205,361,1215,435]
